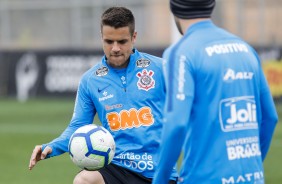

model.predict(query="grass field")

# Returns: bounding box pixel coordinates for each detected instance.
[0,98,281,184]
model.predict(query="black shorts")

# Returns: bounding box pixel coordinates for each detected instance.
[99,163,177,184]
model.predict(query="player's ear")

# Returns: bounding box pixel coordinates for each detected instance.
[132,31,137,44]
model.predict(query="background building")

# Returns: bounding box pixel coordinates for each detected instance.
[0,0,281,49]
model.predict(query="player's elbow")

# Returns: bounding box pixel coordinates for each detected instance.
[273,113,278,124]
[268,111,279,127]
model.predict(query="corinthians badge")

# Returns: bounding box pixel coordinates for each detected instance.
[136,69,155,91]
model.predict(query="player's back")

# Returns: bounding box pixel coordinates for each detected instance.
[177,20,265,184]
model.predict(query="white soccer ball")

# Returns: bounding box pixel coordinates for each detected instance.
[68,124,116,170]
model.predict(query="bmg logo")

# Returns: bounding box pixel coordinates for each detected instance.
[219,96,258,132]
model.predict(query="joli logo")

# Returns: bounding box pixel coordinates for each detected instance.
[219,96,258,132]
[227,103,257,124]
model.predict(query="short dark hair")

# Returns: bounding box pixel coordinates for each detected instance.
[101,7,135,36]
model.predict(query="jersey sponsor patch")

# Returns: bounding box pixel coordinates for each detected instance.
[98,91,114,101]
[136,58,150,68]
[106,107,154,131]
[105,104,123,111]
[136,69,155,91]
[225,136,261,161]
[95,66,109,76]
[221,171,264,184]
[223,68,254,82]
[115,152,154,171]
[205,42,249,57]
[219,96,258,132]
[176,55,186,100]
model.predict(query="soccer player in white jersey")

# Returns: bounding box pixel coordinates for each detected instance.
[153,0,278,184]
[29,7,178,184]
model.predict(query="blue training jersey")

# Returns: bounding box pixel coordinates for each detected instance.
[42,49,178,180]
[153,20,278,184]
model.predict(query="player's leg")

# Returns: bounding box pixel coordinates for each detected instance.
[73,170,105,184]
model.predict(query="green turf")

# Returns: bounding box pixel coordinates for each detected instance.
[0,98,78,184]
[0,98,281,183]
[264,101,282,183]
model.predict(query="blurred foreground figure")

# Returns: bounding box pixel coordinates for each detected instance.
[153,0,278,183]
[29,6,178,184]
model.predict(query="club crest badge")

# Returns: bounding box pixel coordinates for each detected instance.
[136,69,155,91]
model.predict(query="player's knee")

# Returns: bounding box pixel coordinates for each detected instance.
[73,170,104,184]
[73,173,86,184]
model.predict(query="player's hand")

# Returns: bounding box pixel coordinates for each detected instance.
[28,145,52,170]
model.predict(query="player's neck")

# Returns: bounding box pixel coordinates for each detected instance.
[180,18,210,34]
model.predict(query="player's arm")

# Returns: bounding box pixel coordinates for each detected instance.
[153,54,195,183]
[258,66,278,161]
[28,74,96,170]
[42,76,96,158]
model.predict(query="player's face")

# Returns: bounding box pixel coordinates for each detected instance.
[101,25,137,69]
